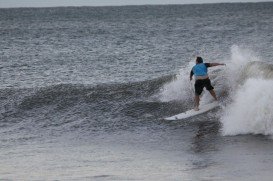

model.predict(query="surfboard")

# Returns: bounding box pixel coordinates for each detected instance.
[164,101,219,121]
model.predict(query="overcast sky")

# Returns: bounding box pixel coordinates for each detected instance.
[0,0,272,8]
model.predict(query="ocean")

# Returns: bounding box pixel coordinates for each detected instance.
[1,2,273,180]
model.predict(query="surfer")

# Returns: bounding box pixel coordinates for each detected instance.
[190,57,225,111]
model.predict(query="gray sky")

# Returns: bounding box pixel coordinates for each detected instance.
[0,0,272,8]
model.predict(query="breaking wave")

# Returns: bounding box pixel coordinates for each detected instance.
[221,46,273,136]
[158,45,273,136]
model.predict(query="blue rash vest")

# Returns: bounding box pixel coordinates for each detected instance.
[192,63,210,77]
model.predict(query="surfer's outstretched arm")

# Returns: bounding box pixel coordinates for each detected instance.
[209,63,226,67]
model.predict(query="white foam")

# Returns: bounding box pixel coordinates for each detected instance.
[219,45,273,136]
[221,78,273,136]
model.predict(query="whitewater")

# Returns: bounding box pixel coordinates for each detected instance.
[160,45,273,136]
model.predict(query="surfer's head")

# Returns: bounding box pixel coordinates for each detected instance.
[196,57,203,64]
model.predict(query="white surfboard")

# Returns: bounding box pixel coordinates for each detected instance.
[164,101,219,121]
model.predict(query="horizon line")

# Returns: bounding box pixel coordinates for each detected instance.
[0,1,272,9]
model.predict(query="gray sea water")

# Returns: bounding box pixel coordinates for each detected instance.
[1,2,273,180]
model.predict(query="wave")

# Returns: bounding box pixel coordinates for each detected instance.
[220,46,273,135]
[2,45,273,137]
[221,78,273,136]
[0,75,172,110]
[0,75,175,135]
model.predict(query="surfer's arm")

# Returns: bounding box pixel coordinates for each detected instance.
[190,69,194,81]
[207,63,226,67]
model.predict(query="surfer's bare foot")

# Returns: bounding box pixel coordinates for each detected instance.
[194,107,199,111]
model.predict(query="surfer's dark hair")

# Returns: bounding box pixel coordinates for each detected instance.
[196,57,203,63]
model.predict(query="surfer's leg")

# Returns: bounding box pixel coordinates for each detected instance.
[194,80,204,111]
[205,79,217,101]
[194,95,200,111]
[209,90,217,101]
[194,80,203,111]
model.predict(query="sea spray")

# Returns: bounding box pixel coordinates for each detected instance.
[224,45,261,91]
[158,61,195,102]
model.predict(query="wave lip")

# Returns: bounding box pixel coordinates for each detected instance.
[241,61,273,80]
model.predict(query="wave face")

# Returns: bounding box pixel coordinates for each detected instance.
[1,46,272,138]
[0,76,176,138]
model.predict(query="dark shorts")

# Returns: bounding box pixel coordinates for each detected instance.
[195,78,214,95]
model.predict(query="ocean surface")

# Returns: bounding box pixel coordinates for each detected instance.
[1,2,273,180]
